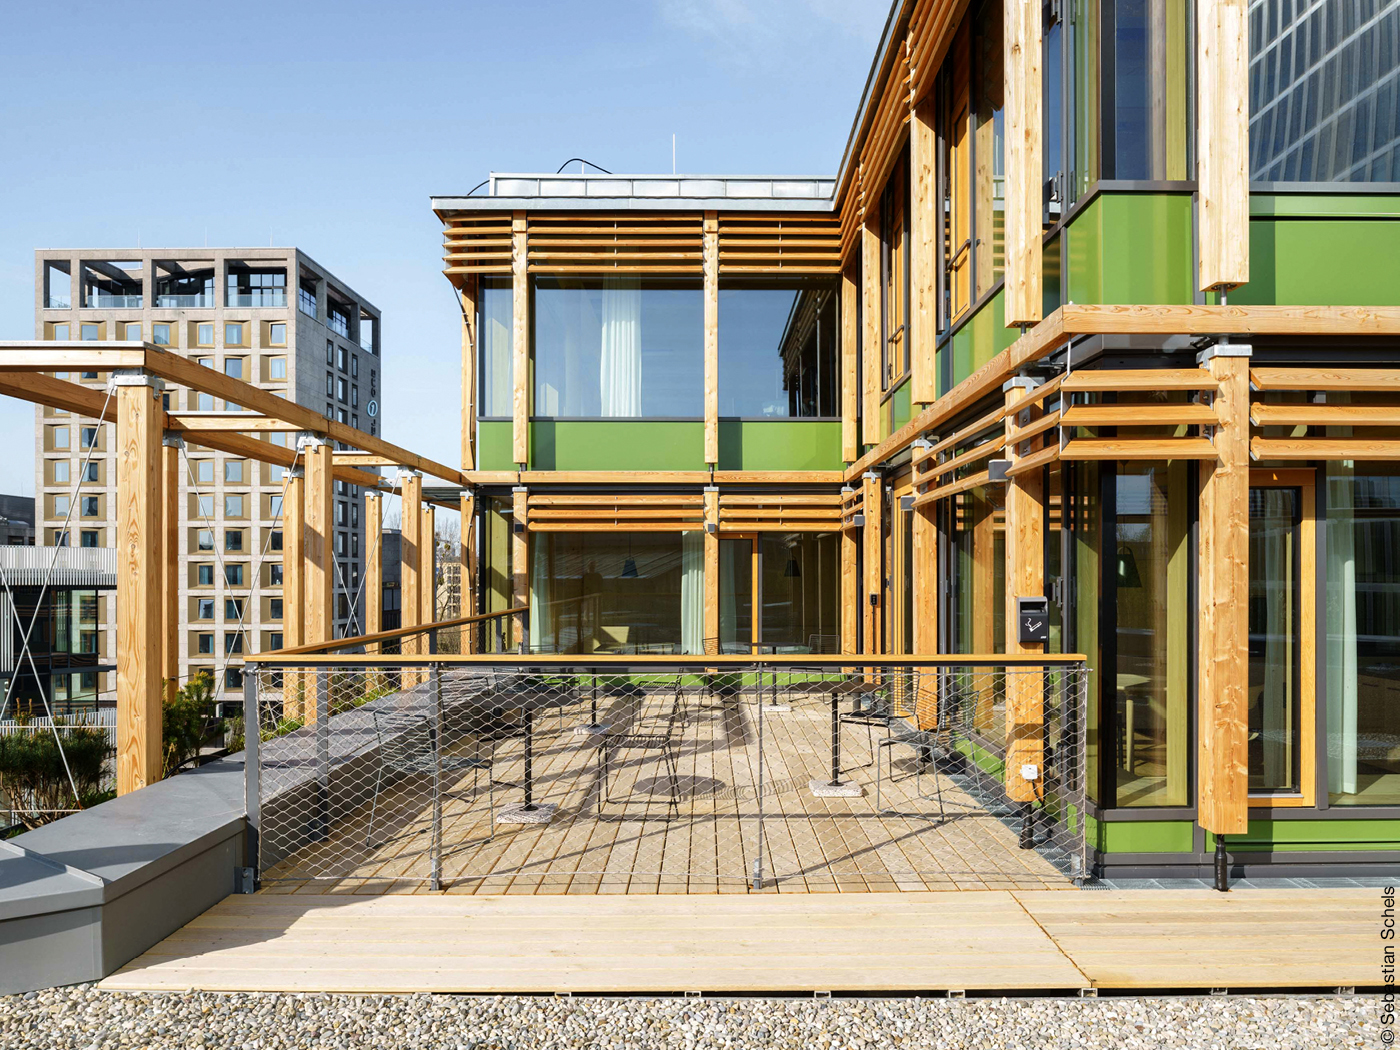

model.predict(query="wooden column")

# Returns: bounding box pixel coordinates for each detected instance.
[861,472,883,656]
[703,212,719,467]
[840,518,859,655]
[703,487,719,646]
[160,436,180,703]
[910,90,939,403]
[1004,0,1044,327]
[460,274,478,472]
[364,493,382,639]
[512,486,528,649]
[511,212,529,466]
[400,472,423,655]
[1004,378,1045,802]
[1198,347,1252,835]
[912,502,937,654]
[421,504,436,626]
[460,489,477,652]
[841,265,859,462]
[303,441,334,713]
[281,466,305,721]
[861,216,881,447]
[1197,0,1250,291]
[114,377,163,794]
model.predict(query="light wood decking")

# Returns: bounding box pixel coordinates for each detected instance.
[260,693,1072,894]
[102,888,1376,994]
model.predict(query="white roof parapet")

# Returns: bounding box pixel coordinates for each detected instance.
[432,173,838,213]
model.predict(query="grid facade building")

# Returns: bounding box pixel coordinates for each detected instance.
[33,248,384,700]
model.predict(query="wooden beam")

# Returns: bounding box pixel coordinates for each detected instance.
[704,212,719,467]
[861,472,883,655]
[1250,403,1400,426]
[1250,437,1400,460]
[0,372,116,422]
[1197,0,1250,290]
[460,274,477,472]
[1004,380,1044,802]
[1250,366,1400,391]
[161,439,180,704]
[0,345,145,371]
[1061,368,1217,392]
[365,494,383,643]
[512,213,529,466]
[910,91,938,404]
[460,490,477,652]
[1061,437,1219,460]
[862,216,881,447]
[512,486,528,648]
[303,442,334,703]
[1198,351,1251,835]
[401,473,423,657]
[1003,0,1043,327]
[281,466,305,721]
[841,264,860,462]
[114,379,163,794]
[704,487,719,647]
[167,414,300,432]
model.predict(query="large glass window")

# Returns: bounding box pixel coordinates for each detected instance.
[973,0,1005,298]
[718,279,838,418]
[941,19,973,323]
[479,279,513,417]
[1327,463,1400,804]
[1100,0,1190,180]
[530,532,695,654]
[718,534,840,651]
[1250,0,1400,181]
[881,158,911,389]
[534,278,703,418]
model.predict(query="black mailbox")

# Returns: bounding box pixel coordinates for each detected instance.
[1017,597,1050,644]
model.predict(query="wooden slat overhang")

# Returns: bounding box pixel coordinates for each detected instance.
[717,491,843,532]
[1249,366,1400,461]
[525,492,704,532]
[526,213,704,275]
[717,215,843,275]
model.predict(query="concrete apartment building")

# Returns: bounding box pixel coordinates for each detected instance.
[33,248,383,700]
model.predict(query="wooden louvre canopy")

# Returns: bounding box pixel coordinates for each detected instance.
[716,215,843,274]
[525,492,705,532]
[717,492,843,532]
[1249,366,1400,461]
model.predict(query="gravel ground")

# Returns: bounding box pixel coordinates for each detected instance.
[0,986,1378,1049]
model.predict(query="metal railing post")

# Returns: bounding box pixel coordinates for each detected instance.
[314,672,330,842]
[430,663,443,891]
[752,674,765,890]
[240,670,260,893]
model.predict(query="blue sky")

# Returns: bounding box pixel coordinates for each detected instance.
[0,0,889,496]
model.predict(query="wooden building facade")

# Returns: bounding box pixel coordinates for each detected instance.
[436,0,1400,877]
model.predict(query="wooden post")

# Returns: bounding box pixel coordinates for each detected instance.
[910,90,938,403]
[1198,346,1252,835]
[160,436,180,704]
[841,489,859,655]
[861,216,881,447]
[1004,378,1044,802]
[512,486,528,649]
[365,493,382,640]
[281,465,305,722]
[460,488,477,652]
[114,376,163,793]
[511,212,529,466]
[1003,0,1044,327]
[861,472,883,656]
[460,274,477,472]
[400,471,423,657]
[1197,0,1250,291]
[421,504,436,626]
[841,265,859,463]
[703,212,719,467]
[703,487,719,647]
[911,499,939,728]
[303,440,333,723]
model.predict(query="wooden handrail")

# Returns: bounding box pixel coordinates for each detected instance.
[268,605,528,656]
[245,650,1088,667]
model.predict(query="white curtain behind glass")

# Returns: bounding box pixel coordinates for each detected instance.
[681,531,704,654]
[599,280,642,416]
[483,288,513,416]
[1258,489,1295,789]
[1328,460,1360,796]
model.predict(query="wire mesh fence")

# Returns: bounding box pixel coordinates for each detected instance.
[246,658,1088,892]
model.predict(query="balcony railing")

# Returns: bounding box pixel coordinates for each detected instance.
[45,297,70,310]
[327,314,349,337]
[83,294,142,309]
[229,290,288,308]
[155,293,215,308]
[0,545,116,586]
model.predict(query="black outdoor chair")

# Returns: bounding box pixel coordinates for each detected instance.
[598,680,690,814]
[365,711,497,848]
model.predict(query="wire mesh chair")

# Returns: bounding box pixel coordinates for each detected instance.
[365,711,497,847]
[598,679,690,814]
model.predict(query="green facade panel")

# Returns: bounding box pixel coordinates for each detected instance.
[1234,217,1400,307]
[477,421,514,470]
[1090,819,1196,854]
[1215,819,1400,853]
[717,420,843,471]
[531,421,705,471]
[1066,192,1194,306]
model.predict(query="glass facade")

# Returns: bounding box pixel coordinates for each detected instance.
[479,278,513,418]
[2,587,105,716]
[718,533,840,651]
[718,279,838,417]
[1327,463,1400,804]
[534,279,703,418]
